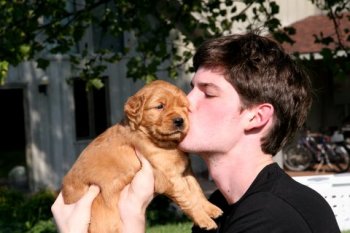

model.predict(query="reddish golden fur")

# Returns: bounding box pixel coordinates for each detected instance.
[62,80,222,233]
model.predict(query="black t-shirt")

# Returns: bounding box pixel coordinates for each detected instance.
[192,163,340,233]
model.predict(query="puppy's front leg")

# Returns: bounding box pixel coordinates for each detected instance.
[157,173,219,230]
[185,174,222,219]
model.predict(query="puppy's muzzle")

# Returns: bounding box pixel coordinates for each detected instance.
[173,117,184,129]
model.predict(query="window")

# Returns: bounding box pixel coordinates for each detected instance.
[73,77,110,140]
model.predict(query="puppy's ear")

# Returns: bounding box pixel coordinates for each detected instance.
[124,94,146,130]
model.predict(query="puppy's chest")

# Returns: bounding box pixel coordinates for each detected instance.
[146,148,189,172]
[129,131,190,171]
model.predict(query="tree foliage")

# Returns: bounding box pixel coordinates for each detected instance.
[308,0,350,81]
[0,0,349,87]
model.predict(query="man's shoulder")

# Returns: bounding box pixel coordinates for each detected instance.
[232,187,340,233]
[220,192,308,232]
[236,191,300,216]
[222,191,339,233]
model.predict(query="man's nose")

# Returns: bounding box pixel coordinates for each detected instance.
[186,90,195,112]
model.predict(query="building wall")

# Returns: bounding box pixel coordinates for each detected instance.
[5,58,133,190]
[6,59,74,190]
[275,0,322,26]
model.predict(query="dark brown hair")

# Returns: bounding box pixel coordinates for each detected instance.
[193,33,312,155]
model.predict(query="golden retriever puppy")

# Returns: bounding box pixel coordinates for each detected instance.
[62,80,222,233]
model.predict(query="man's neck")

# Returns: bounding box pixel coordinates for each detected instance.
[202,149,274,204]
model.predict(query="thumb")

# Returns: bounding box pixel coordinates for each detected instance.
[79,185,100,205]
[67,185,100,233]
[135,150,153,172]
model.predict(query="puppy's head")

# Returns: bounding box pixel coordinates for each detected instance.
[124,80,189,147]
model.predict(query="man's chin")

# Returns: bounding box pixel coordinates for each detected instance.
[178,141,186,150]
[178,140,197,154]
[178,140,191,152]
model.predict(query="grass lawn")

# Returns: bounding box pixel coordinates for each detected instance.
[147,222,192,233]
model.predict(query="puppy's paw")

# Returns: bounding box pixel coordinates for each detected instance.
[203,202,223,219]
[195,217,218,230]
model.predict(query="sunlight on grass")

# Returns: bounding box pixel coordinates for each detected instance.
[147,222,192,233]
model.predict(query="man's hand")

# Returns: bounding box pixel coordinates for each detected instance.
[51,185,100,233]
[118,150,155,233]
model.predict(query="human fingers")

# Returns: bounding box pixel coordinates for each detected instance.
[76,185,100,207]
[135,149,152,169]
[51,186,100,233]
[118,153,154,233]
[133,150,154,194]
[52,192,70,232]
[119,149,155,210]
[51,192,73,233]
[66,185,100,233]
[51,192,65,214]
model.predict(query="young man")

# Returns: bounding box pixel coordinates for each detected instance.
[52,33,340,233]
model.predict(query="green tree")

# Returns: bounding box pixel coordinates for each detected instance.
[0,0,349,87]
[308,0,350,81]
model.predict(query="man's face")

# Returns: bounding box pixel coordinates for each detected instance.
[179,67,246,155]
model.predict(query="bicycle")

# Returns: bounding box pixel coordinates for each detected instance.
[283,131,350,173]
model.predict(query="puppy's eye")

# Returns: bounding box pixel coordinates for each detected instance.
[155,103,164,110]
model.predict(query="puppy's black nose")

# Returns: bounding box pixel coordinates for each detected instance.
[173,117,184,128]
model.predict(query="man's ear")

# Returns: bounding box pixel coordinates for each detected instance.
[244,103,274,131]
[124,94,146,130]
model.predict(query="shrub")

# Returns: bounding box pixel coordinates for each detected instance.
[0,188,56,233]
[146,195,189,226]
[0,187,25,222]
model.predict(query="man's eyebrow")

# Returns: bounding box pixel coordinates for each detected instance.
[190,81,220,91]
[197,82,219,90]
